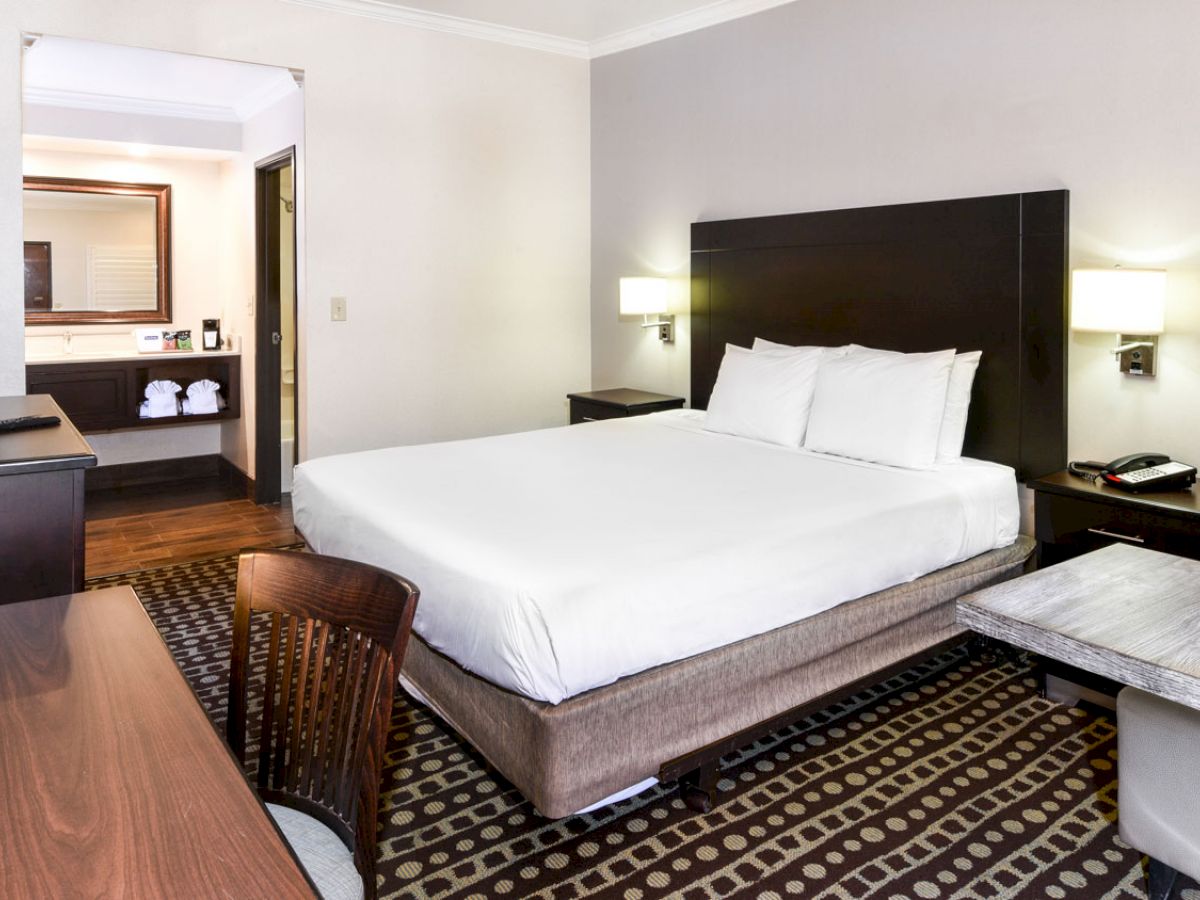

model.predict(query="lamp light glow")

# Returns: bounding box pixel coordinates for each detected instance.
[1071,268,1165,334]
[619,277,669,316]
[619,276,673,342]
[1071,267,1167,376]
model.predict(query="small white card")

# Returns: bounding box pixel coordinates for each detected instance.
[134,328,164,352]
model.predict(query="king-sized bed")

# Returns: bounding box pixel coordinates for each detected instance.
[293,190,1068,817]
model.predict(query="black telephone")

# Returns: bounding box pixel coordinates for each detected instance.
[1068,453,1197,493]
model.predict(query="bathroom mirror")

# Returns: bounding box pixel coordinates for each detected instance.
[23,175,171,324]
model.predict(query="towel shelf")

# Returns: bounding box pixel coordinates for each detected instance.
[27,355,241,433]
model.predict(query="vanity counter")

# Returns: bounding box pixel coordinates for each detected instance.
[27,354,241,433]
[26,349,241,364]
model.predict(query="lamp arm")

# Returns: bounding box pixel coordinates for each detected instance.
[1111,340,1155,355]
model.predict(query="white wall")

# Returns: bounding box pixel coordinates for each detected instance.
[2,0,591,469]
[591,0,1200,467]
[217,88,305,478]
[25,102,241,152]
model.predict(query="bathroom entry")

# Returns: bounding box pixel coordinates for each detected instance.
[254,148,297,504]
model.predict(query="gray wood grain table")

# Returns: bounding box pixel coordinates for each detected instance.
[956,543,1200,712]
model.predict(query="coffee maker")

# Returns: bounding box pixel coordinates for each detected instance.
[202,319,221,351]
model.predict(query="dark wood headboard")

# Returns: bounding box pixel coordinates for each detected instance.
[690,191,1068,482]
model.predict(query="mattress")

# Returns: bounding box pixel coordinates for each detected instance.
[293,410,1018,704]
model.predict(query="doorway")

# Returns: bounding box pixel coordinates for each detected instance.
[254,148,298,505]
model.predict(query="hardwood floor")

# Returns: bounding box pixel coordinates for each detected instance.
[86,480,299,579]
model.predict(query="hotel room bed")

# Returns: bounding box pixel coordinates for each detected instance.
[293,189,1068,817]
[294,409,1020,705]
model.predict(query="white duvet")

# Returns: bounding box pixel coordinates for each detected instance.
[293,410,1018,704]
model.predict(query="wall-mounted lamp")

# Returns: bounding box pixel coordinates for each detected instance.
[1071,268,1166,376]
[620,277,674,343]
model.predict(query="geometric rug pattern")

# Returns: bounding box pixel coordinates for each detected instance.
[89,553,1195,900]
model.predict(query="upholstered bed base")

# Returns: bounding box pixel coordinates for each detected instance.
[400,536,1034,818]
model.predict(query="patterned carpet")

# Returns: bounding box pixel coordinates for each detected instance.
[89,553,1197,900]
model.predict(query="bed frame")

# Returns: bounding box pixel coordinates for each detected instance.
[401,190,1069,817]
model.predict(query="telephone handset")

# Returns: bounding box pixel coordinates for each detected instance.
[1068,453,1197,493]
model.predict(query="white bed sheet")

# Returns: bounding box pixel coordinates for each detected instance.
[293,410,1018,705]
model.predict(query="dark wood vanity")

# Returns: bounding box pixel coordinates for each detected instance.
[26,354,240,433]
[0,395,96,604]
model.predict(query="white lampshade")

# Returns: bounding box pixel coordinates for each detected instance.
[1071,268,1166,334]
[619,277,668,316]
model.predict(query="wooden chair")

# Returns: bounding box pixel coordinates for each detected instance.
[227,549,419,900]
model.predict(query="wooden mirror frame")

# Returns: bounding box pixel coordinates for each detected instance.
[23,175,172,325]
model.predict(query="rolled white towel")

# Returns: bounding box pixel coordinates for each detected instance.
[147,394,179,418]
[145,379,182,400]
[186,379,221,415]
[138,400,150,419]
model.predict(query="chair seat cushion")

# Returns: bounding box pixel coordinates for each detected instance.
[267,803,363,900]
[1116,687,1200,882]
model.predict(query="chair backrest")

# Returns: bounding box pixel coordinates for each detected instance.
[227,549,419,897]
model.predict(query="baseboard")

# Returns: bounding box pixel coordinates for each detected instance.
[86,455,221,491]
[85,454,255,498]
[217,456,255,499]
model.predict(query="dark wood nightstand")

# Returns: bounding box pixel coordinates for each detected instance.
[567,389,685,425]
[1029,470,1200,567]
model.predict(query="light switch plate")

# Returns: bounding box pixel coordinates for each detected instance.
[331,296,347,322]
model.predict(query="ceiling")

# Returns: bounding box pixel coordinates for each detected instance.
[23,36,298,123]
[282,0,798,57]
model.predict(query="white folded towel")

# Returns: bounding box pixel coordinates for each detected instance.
[147,394,178,417]
[143,380,181,418]
[138,400,149,419]
[181,393,224,416]
[145,379,182,399]
[186,379,221,415]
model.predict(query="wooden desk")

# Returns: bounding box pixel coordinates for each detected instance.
[957,543,1200,712]
[0,394,96,603]
[0,586,316,898]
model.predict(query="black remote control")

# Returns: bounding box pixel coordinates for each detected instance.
[0,415,61,432]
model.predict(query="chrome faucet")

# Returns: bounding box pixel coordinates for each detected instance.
[63,330,72,354]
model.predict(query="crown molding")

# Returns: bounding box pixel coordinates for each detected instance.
[280,0,590,58]
[589,0,800,58]
[277,0,799,59]
[24,86,239,123]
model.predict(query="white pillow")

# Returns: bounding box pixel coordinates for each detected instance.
[752,337,850,359]
[935,350,981,459]
[847,344,981,461]
[704,344,823,447]
[804,348,956,468]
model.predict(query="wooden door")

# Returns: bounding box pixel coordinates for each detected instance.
[24,242,52,311]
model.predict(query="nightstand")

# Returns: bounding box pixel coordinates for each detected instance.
[1029,470,1200,567]
[567,389,685,425]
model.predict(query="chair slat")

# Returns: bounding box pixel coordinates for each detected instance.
[288,619,317,794]
[328,630,361,812]
[257,613,284,785]
[335,634,372,817]
[273,616,301,790]
[346,647,388,814]
[299,621,332,798]
[314,629,347,805]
